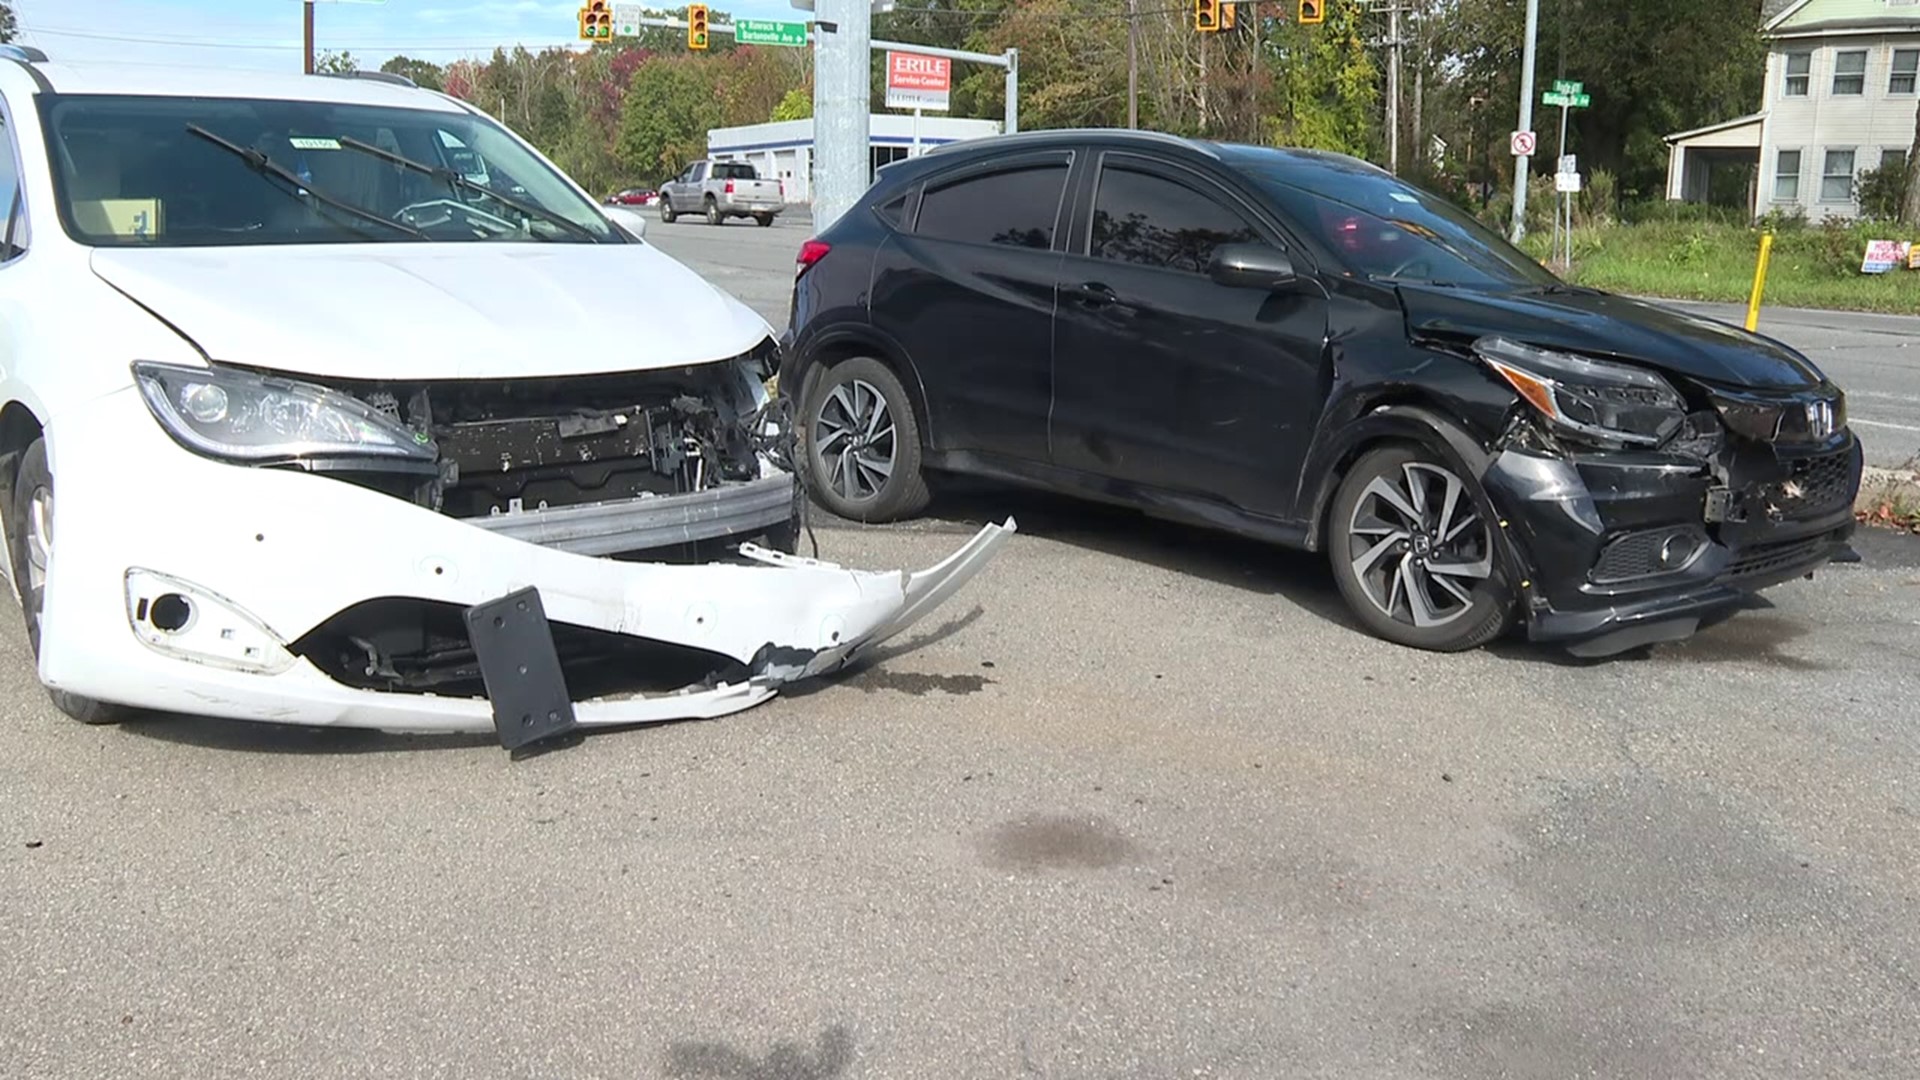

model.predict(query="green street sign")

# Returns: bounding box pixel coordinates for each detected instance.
[735,18,808,47]
[1542,91,1591,108]
[1552,79,1583,94]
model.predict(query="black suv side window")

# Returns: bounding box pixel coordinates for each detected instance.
[1089,165,1259,274]
[914,163,1068,251]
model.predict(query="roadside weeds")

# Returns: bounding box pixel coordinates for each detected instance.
[1856,461,1920,534]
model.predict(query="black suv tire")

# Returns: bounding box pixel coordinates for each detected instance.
[801,357,931,523]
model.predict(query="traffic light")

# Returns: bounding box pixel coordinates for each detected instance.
[688,4,709,49]
[1220,1,1236,29]
[578,1,612,41]
[1298,0,1324,24]
[1194,0,1220,32]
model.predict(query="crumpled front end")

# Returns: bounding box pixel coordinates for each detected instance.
[1478,380,1861,657]
[36,374,1015,747]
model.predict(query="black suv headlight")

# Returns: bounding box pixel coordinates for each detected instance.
[1473,336,1687,449]
[134,361,437,466]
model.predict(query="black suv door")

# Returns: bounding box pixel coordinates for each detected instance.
[869,150,1074,464]
[1049,151,1330,519]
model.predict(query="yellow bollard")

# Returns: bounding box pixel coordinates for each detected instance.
[1744,231,1775,332]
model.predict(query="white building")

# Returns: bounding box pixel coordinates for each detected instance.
[1665,0,1919,220]
[707,114,1003,204]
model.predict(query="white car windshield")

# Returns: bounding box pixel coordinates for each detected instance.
[40,93,621,246]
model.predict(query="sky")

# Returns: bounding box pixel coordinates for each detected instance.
[12,0,802,74]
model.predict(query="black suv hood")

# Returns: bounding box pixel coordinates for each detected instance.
[1397,284,1824,390]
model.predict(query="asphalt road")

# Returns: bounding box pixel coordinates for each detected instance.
[4,216,1919,1079]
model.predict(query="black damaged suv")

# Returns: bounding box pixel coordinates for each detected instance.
[780,130,1862,657]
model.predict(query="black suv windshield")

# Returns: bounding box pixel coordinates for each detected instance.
[39,93,619,247]
[1227,150,1556,288]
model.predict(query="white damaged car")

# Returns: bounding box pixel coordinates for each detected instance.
[0,50,1012,747]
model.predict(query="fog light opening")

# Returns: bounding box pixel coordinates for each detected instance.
[148,593,193,633]
[1658,534,1699,570]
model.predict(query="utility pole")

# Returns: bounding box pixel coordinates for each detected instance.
[811,0,873,233]
[1508,0,1540,242]
[303,0,316,74]
[1127,0,1139,129]
[1411,0,1423,160]
[1387,0,1400,173]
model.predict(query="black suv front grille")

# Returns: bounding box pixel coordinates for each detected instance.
[1765,449,1857,521]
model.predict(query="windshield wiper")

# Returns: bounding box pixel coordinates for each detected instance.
[335,136,602,243]
[184,124,427,242]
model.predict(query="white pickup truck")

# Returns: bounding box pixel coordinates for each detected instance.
[659,159,784,227]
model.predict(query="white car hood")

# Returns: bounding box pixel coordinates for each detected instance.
[88,242,773,381]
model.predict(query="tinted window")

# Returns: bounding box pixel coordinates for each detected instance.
[1234,154,1556,286]
[713,162,757,179]
[915,164,1067,250]
[1089,166,1259,273]
[874,191,908,228]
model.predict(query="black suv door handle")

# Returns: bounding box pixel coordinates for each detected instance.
[1063,282,1119,306]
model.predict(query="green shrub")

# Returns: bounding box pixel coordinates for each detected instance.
[1854,163,1912,222]
[1578,169,1618,228]
[1755,205,1808,233]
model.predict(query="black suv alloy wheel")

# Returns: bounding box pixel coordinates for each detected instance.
[1327,443,1515,651]
[801,358,930,522]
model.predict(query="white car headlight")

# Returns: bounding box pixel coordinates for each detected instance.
[133,361,436,465]
[1473,336,1688,448]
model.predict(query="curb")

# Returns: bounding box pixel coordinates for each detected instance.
[1857,464,1920,513]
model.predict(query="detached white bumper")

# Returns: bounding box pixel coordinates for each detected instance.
[35,387,1014,739]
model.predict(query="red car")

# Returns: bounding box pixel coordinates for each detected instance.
[605,187,658,207]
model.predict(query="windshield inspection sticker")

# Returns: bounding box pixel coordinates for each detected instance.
[288,136,342,151]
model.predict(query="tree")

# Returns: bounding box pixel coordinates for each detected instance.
[380,55,446,92]
[0,2,15,45]
[617,56,725,182]
[1425,0,1763,200]
[1268,0,1380,157]
[770,88,812,122]
[315,49,359,74]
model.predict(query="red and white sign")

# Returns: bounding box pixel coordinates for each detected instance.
[1509,130,1536,157]
[886,51,952,112]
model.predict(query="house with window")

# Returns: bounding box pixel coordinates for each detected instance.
[1664,0,1919,220]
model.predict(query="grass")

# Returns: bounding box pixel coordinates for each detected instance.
[1516,219,1920,314]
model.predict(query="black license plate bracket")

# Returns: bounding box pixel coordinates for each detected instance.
[463,586,579,752]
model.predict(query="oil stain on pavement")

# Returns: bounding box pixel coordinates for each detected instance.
[664,1024,855,1080]
[982,812,1140,873]
[847,668,993,696]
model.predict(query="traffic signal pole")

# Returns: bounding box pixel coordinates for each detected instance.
[303,0,315,74]
[810,0,871,236]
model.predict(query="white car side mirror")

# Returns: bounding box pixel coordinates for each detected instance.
[603,205,648,240]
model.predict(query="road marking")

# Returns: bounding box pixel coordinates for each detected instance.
[1852,418,1920,433]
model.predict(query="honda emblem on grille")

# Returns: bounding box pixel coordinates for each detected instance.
[1806,400,1835,440]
